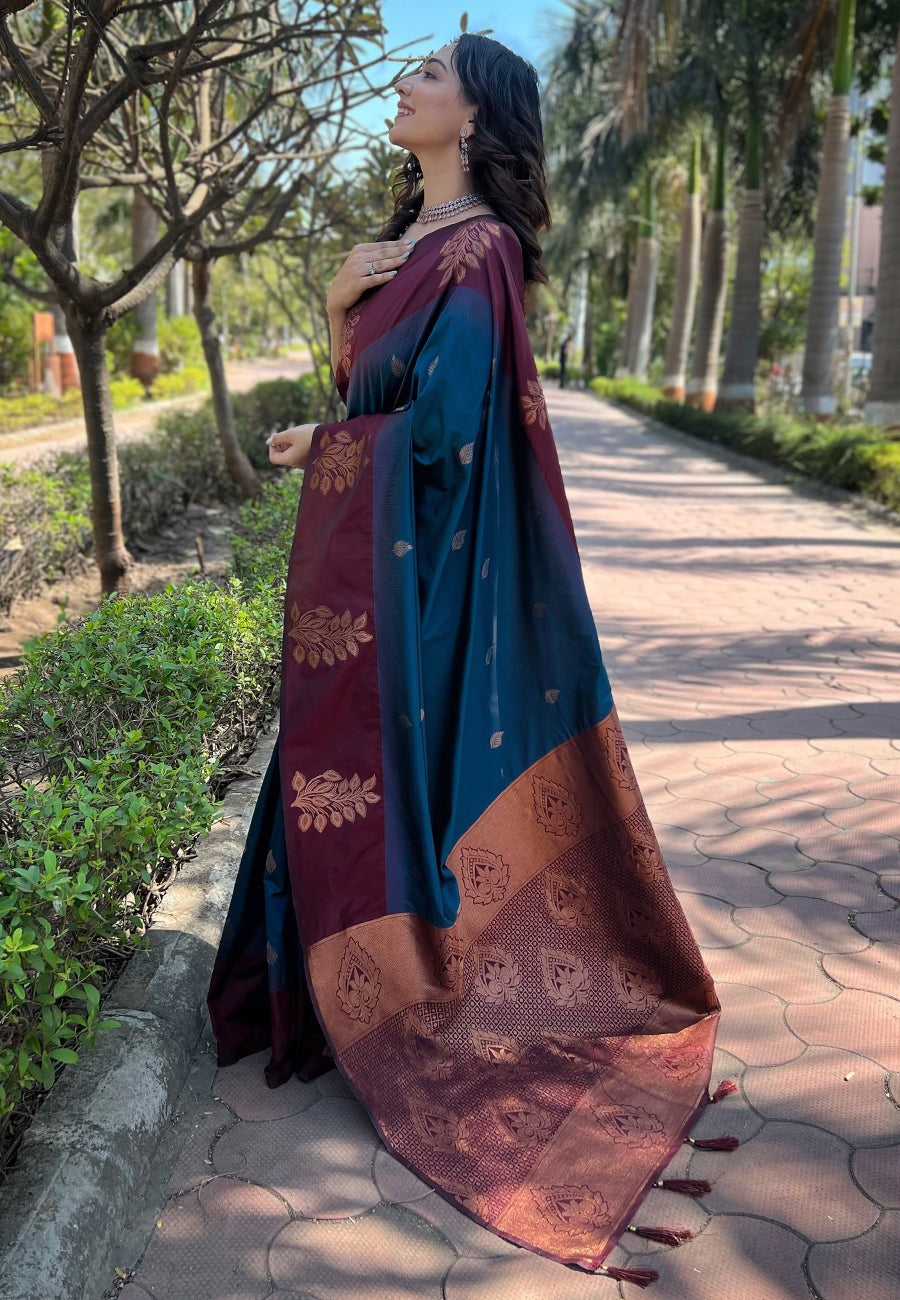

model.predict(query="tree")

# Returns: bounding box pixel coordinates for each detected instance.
[663,135,702,399]
[866,21,900,424]
[801,0,858,415]
[0,1,394,591]
[686,114,728,409]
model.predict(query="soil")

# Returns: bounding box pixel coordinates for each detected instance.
[0,502,237,677]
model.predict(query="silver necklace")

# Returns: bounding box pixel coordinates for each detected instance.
[417,192,486,224]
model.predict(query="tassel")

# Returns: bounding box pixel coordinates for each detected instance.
[687,1135,740,1151]
[655,1177,711,1197]
[628,1225,694,1246]
[603,1266,659,1288]
[710,1078,738,1102]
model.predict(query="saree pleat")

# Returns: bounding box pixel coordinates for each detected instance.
[208,216,722,1272]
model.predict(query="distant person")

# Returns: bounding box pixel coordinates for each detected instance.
[559,333,570,388]
[208,31,728,1289]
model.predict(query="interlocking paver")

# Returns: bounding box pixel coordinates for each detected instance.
[692,1121,879,1240]
[786,989,900,1071]
[111,387,900,1298]
[808,1210,900,1300]
[213,1096,381,1218]
[767,859,894,910]
[138,1177,290,1299]
[851,1145,900,1207]
[742,1046,900,1146]
[268,1205,455,1297]
[822,947,900,999]
[714,983,807,1065]
[733,895,870,952]
[624,1216,810,1300]
[706,935,841,1004]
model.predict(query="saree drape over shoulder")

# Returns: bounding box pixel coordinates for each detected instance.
[208,217,725,1276]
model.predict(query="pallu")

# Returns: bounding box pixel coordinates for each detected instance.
[208,216,730,1281]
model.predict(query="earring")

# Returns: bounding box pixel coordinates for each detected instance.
[459,130,470,172]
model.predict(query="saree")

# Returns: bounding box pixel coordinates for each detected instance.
[208,216,729,1281]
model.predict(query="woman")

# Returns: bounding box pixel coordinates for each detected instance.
[208,33,734,1288]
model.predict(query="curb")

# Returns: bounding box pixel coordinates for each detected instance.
[0,728,275,1300]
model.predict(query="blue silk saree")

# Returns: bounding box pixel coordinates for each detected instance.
[208,217,728,1280]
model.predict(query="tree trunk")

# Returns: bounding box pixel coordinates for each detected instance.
[64,308,131,593]
[718,105,764,413]
[801,0,856,416]
[687,119,728,411]
[41,151,79,394]
[663,137,702,401]
[192,258,261,499]
[166,260,186,317]
[618,175,658,378]
[617,264,639,377]
[865,23,900,425]
[130,188,160,385]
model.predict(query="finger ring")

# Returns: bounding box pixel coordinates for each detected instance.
[368,261,376,276]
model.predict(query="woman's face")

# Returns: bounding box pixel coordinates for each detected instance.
[389,43,476,155]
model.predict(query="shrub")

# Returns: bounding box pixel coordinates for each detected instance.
[0,485,299,1135]
[590,378,900,512]
[157,316,204,372]
[109,376,147,408]
[149,366,208,401]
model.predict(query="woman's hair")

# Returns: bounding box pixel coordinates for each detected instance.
[378,34,551,285]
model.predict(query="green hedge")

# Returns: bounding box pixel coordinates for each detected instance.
[0,473,300,1146]
[590,378,900,513]
[0,370,324,613]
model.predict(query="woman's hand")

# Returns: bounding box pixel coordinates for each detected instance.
[266,422,318,470]
[326,237,415,314]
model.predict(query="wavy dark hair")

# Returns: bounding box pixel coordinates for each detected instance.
[378,34,551,285]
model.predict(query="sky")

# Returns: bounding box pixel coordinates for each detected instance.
[348,1,568,145]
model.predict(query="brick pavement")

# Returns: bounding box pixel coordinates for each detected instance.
[114,389,900,1299]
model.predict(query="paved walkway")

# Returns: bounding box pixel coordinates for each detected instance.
[112,389,900,1300]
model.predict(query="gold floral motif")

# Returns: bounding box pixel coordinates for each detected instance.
[451,529,467,550]
[545,689,560,703]
[489,730,504,749]
[494,1102,554,1148]
[437,219,501,288]
[520,377,548,429]
[336,308,360,376]
[545,870,594,929]
[458,443,474,464]
[615,891,668,941]
[605,723,637,790]
[541,1031,611,1074]
[532,1185,612,1236]
[291,768,380,833]
[473,944,521,1005]
[532,775,582,837]
[308,428,366,495]
[433,933,465,991]
[611,957,662,1011]
[409,1094,469,1152]
[288,603,373,670]
[265,851,277,874]
[590,1103,666,1150]
[460,846,510,905]
[266,941,278,966]
[481,558,491,579]
[336,936,381,1023]
[541,948,591,1009]
[471,1028,522,1067]
[390,353,406,377]
[393,539,413,557]
[427,354,439,376]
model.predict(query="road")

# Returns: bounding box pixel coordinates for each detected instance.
[0,351,314,466]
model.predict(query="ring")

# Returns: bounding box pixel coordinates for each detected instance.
[368,261,376,276]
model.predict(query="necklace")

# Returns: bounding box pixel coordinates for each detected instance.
[417,192,486,224]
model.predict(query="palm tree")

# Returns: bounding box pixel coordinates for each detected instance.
[865,21,900,425]
[663,135,702,399]
[621,173,660,378]
[686,115,728,409]
[717,90,764,410]
[801,0,857,415]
